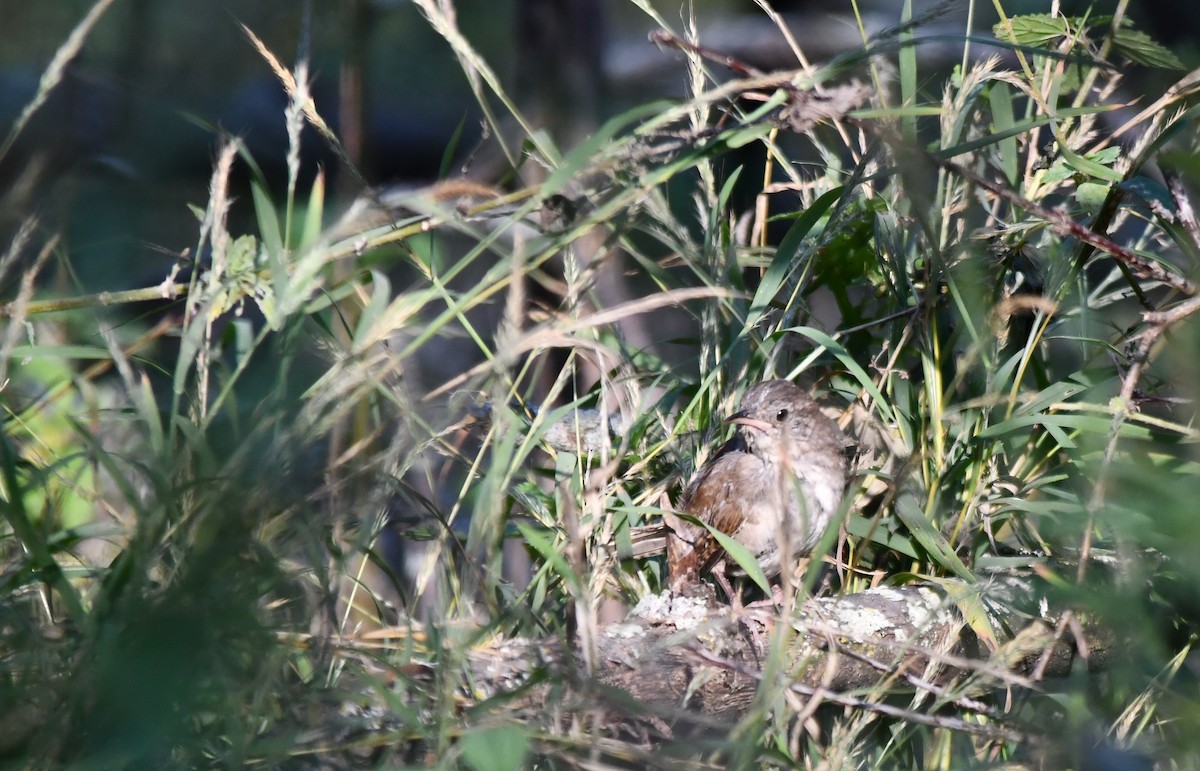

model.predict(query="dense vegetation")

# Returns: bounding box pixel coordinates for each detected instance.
[3,1,1200,768]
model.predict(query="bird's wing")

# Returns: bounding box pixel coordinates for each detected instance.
[668,450,766,591]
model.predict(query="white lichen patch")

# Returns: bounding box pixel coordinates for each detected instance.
[791,585,963,644]
[820,604,894,639]
[631,590,674,622]
[907,586,956,630]
[668,595,711,631]
[869,587,910,605]
[631,591,709,631]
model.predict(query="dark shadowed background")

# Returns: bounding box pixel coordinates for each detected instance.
[2,0,1194,303]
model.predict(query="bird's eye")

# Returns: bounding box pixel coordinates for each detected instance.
[775,408,789,422]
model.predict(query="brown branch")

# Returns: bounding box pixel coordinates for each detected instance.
[689,646,1029,743]
[865,124,1197,297]
[650,29,764,78]
[938,155,1196,296]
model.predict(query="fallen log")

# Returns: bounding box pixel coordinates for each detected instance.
[464,573,1110,733]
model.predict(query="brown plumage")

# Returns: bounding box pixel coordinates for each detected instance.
[668,380,849,597]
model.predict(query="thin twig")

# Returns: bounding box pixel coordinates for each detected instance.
[650,30,764,78]
[0,282,186,319]
[0,237,57,386]
[687,645,1032,743]
[868,124,1197,297]
[820,637,1012,723]
[797,618,1041,692]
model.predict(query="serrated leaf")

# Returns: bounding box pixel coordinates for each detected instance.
[1037,158,1073,187]
[1113,27,1184,70]
[994,14,1068,47]
[1086,146,1122,167]
[227,233,259,274]
[210,234,260,318]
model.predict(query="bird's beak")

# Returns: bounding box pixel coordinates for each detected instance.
[727,411,772,433]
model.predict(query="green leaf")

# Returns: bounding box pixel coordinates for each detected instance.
[746,186,844,329]
[893,495,974,580]
[8,345,112,360]
[172,301,210,396]
[136,370,165,456]
[706,525,772,595]
[0,434,86,625]
[248,169,284,263]
[1087,146,1123,166]
[1112,27,1184,70]
[924,577,999,650]
[1040,159,1076,186]
[785,325,899,429]
[850,106,942,119]
[936,105,1114,162]
[1014,380,1088,417]
[980,411,1155,441]
[994,14,1068,47]
[899,0,917,140]
[515,522,574,585]
[845,515,921,559]
[1055,143,1124,184]
[1040,418,1076,450]
[988,82,1018,185]
[354,269,391,345]
[723,122,774,150]
[714,166,744,221]
[1076,181,1111,212]
[299,170,325,249]
[460,724,531,771]
[439,115,467,180]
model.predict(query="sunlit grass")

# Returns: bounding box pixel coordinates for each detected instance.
[2,1,1199,767]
